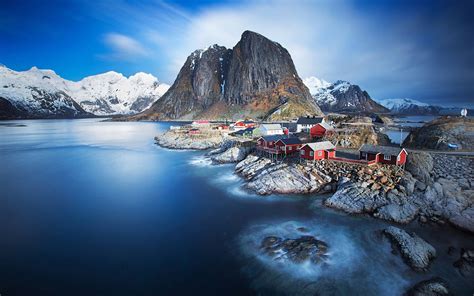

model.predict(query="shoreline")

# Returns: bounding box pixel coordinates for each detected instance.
[155,128,474,235]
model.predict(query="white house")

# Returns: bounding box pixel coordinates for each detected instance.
[259,124,284,136]
[296,116,325,133]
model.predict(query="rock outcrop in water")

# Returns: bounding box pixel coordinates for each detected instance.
[383,226,437,271]
[260,235,329,264]
[453,249,474,277]
[132,31,322,121]
[154,128,225,150]
[406,277,450,296]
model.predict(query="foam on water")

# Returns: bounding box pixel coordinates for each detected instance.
[238,220,410,295]
[188,155,214,167]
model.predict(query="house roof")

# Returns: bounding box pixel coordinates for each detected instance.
[318,121,334,131]
[261,123,283,130]
[232,127,255,136]
[277,137,303,145]
[303,141,336,151]
[359,144,406,156]
[260,135,286,142]
[296,116,324,125]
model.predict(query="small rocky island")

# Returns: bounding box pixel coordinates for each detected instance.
[261,235,329,264]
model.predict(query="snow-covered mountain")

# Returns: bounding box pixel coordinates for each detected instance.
[378,98,441,115]
[303,78,389,113]
[0,65,170,119]
[302,76,331,95]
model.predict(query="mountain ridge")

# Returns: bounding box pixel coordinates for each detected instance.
[0,65,170,119]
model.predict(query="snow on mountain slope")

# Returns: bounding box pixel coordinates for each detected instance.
[0,65,170,118]
[0,66,88,118]
[303,76,331,95]
[69,71,170,115]
[378,98,441,115]
[303,78,388,113]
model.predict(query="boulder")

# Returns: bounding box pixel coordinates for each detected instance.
[383,226,436,271]
[406,277,450,296]
[374,202,419,224]
[406,152,433,184]
[453,248,474,277]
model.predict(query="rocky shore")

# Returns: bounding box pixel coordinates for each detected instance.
[154,128,225,150]
[233,151,474,233]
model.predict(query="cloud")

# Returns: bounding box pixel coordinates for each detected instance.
[102,33,148,60]
[89,0,473,107]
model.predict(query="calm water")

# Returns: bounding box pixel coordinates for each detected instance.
[1,119,472,295]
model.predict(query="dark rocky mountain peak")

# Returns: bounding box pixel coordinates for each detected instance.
[136,30,322,121]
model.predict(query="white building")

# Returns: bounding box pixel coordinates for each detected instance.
[296,116,325,133]
[259,124,284,136]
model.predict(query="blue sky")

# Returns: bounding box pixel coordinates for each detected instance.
[1,0,473,107]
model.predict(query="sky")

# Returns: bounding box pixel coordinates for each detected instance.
[1,0,473,107]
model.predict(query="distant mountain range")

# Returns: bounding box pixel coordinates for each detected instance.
[129,31,322,121]
[378,98,472,115]
[302,77,389,114]
[0,65,169,119]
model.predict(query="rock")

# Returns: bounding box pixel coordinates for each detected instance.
[448,206,474,233]
[383,226,436,271]
[260,235,329,264]
[453,249,474,277]
[405,152,434,184]
[324,179,387,214]
[415,181,427,191]
[246,163,321,195]
[155,129,224,150]
[406,277,450,296]
[374,202,419,224]
[210,145,252,163]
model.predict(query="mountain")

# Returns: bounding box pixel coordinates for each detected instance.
[302,77,331,95]
[0,65,169,119]
[0,66,89,119]
[303,79,389,114]
[133,31,322,121]
[379,98,473,116]
[378,98,441,115]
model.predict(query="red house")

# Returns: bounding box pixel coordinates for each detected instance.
[359,144,408,165]
[310,122,335,138]
[257,135,285,149]
[299,141,336,160]
[275,138,303,155]
[234,120,256,129]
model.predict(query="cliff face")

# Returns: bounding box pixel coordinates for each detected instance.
[135,31,322,121]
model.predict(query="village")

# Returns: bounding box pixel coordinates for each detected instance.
[155,116,474,235]
[164,116,407,168]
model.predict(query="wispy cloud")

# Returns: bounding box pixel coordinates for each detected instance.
[101,33,148,60]
[87,0,473,106]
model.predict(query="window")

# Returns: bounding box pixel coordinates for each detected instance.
[288,146,292,151]
[397,155,401,161]
[310,151,314,157]
[318,151,322,156]
[384,154,391,161]
[300,150,305,155]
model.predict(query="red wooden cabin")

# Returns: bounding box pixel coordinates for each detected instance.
[359,144,408,165]
[310,122,335,138]
[257,135,285,149]
[299,141,336,160]
[275,138,303,155]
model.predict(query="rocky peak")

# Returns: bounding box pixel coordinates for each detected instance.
[138,30,322,121]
